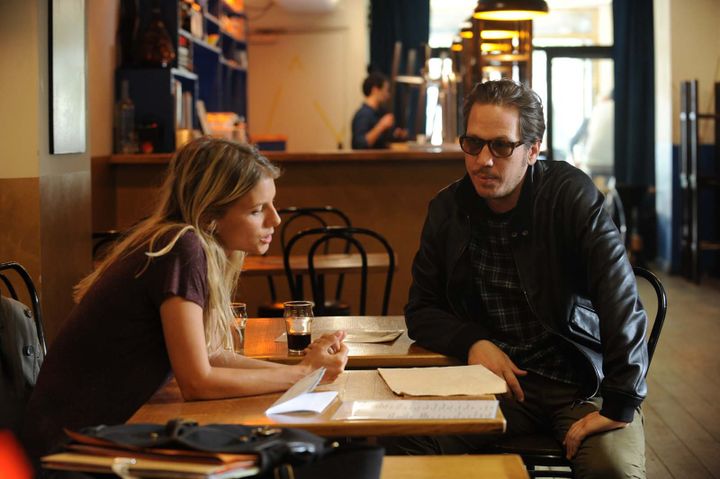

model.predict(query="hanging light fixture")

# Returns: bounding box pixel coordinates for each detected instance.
[473,0,549,21]
[460,20,474,39]
[480,29,519,40]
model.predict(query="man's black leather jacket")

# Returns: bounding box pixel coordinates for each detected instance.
[405,160,648,423]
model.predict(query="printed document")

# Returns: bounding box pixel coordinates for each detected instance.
[378,365,506,396]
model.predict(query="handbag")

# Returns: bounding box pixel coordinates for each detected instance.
[43,418,384,479]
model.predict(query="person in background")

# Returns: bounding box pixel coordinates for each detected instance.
[22,137,349,461]
[351,72,406,149]
[403,79,648,478]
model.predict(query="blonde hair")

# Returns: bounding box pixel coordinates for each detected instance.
[76,137,280,352]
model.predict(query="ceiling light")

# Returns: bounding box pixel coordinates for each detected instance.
[473,0,549,21]
[480,29,519,40]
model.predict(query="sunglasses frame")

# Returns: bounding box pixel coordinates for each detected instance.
[459,135,526,158]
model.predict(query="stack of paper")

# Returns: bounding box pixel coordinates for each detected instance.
[42,448,258,479]
[332,399,499,421]
[378,365,507,396]
[275,329,404,343]
[265,367,337,415]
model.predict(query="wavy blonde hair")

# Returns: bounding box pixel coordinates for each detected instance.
[75,137,280,352]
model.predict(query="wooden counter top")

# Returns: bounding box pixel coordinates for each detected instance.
[109,146,464,165]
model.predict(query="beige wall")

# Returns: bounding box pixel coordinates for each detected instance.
[670,0,720,144]
[0,0,92,343]
[247,0,368,151]
[88,0,118,157]
[0,2,41,178]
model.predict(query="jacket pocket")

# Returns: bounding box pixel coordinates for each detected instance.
[568,303,601,349]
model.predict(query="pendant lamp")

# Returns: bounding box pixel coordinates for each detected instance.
[473,0,549,21]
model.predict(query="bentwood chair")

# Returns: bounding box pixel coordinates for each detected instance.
[257,206,353,317]
[488,266,668,478]
[0,261,46,355]
[283,226,396,316]
[0,261,46,433]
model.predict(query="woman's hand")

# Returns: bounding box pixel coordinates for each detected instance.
[563,411,629,459]
[301,331,348,383]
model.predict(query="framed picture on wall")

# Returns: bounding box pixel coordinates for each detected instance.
[49,0,86,154]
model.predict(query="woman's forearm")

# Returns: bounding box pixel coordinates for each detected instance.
[208,349,285,369]
[179,362,313,401]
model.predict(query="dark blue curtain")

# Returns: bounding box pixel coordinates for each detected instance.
[613,0,655,187]
[369,0,429,135]
[613,0,656,264]
[369,0,429,76]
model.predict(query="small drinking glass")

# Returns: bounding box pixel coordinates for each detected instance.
[283,301,314,354]
[231,302,248,352]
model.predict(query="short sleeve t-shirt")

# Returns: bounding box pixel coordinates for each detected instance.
[351,104,394,149]
[22,230,207,458]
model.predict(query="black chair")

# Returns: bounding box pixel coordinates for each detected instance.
[0,261,47,355]
[92,230,123,264]
[488,266,668,478]
[283,226,395,316]
[258,206,352,317]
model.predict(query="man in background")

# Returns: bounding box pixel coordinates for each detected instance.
[351,72,406,149]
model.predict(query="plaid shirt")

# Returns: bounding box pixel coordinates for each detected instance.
[468,203,580,385]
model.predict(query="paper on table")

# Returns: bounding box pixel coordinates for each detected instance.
[274,329,404,343]
[378,365,507,396]
[331,399,499,420]
[265,367,338,415]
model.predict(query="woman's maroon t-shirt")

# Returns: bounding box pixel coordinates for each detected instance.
[22,231,207,458]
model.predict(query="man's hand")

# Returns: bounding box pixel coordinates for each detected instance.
[378,113,395,131]
[563,411,629,459]
[467,340,527,401]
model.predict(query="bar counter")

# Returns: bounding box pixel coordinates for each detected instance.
[92,147,465,316]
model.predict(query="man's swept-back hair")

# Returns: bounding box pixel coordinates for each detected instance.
[362,72,388,97]
[462,79,545,144]
[75,137,280,352]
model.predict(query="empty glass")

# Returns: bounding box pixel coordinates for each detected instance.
[283,301,314,354]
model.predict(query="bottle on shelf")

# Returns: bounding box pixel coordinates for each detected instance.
[114,80,139,154]
[135,0,176,68]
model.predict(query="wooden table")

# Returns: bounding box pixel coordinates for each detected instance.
[241,253,394,277]
[381,455,529,479]
[129,370,505,437]
[243,316,460,368]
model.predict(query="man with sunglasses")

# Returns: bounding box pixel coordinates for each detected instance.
[404,79,647,478]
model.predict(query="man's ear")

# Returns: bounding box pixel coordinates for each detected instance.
[527,141,541,165]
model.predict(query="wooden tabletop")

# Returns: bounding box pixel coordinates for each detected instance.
[241,253,394,277]
[243,316,460,368]
[380,455,529,479]
[129,370,505,437]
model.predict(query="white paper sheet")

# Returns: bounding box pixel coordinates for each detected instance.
[331,399,499,420]
[378,365,507,396]
[274,329,404,343]
[265,367,337,415]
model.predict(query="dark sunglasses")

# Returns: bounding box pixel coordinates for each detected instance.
[459,135,526,158]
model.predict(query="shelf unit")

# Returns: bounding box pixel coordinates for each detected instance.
[116,0,248,153]
[679,79,720,282]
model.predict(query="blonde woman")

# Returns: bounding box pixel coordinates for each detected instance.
[22,137,348,459]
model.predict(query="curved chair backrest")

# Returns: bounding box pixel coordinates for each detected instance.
[633,266,668,370]
[278,206,352,251]
[92,230,123,260]
[283,226,395,316]
[265,207,352,305]
[0,261,46,355]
